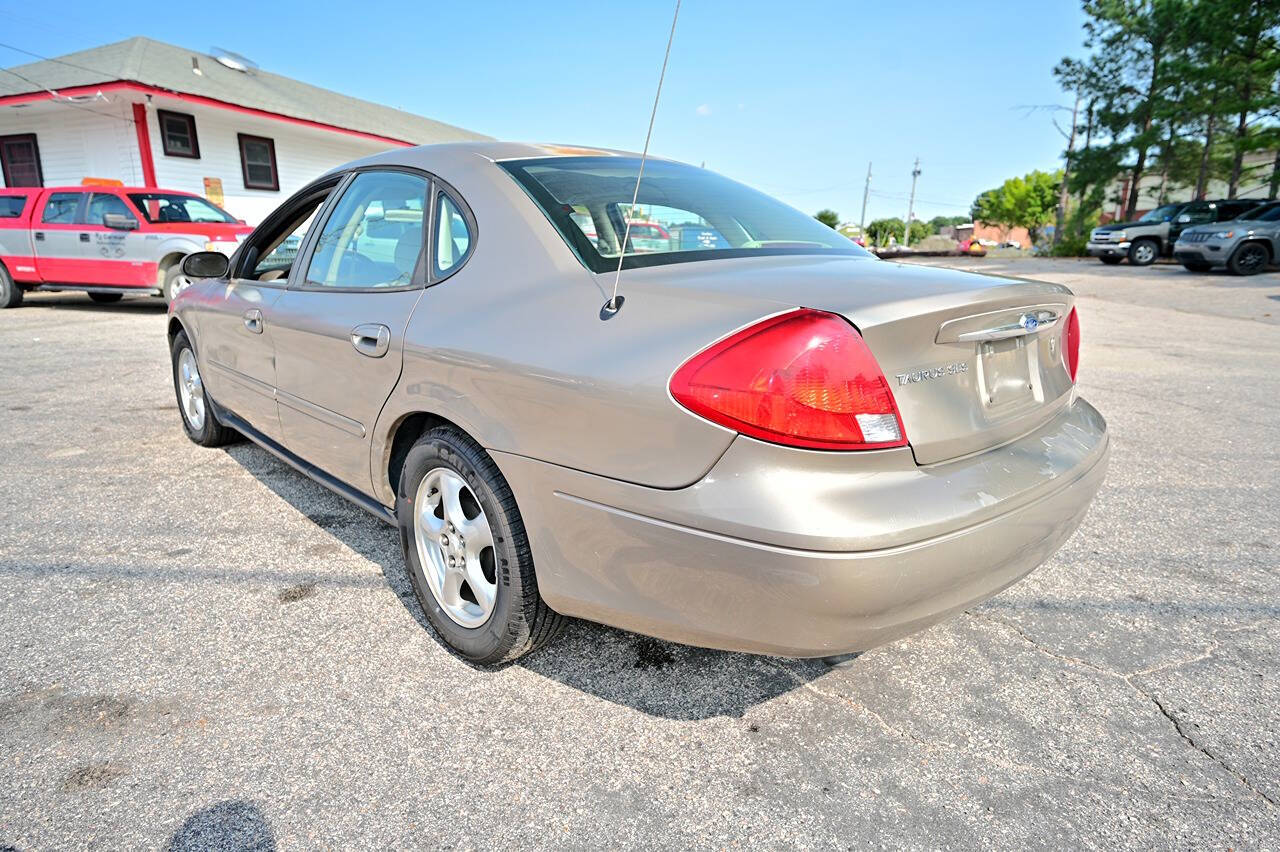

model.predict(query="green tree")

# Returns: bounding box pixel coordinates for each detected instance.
[927,215,970,231]
[865,217,928,246]
[971,170,1062,245]
[814,209,840,229]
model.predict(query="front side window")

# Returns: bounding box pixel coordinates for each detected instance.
[41,192,83,224]
[238,134,279,191]
[304,171,427,289]
[435,193,472,274]
[127,193,236,224]
[86,193,133,224]
[157,110,200,158]
[1138,204,1181,223]
[500,156,868,273]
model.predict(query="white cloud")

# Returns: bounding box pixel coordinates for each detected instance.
[696,103,712,116]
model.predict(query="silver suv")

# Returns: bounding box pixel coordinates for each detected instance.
[1173,200,1280,275]
[1087,199,1256,266]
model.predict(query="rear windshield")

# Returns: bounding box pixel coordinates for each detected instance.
[127,193,237,224]
[0,196,26,218]
[499,156,869,273]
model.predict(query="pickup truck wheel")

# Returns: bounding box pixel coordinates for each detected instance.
[1128,238,1159,266]
[88,292,123,304]
[1228,242,1270,276]
[1098,256,1123,265]
[398,425,566,664]
[164,264,192,303]
[171,330,236,447]
[0,265,22,308]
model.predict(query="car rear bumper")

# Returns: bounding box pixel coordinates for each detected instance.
[495,397,1109,657]
[1086,241,1129,257]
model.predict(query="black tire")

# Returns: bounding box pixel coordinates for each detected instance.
[1228,241,1270,276]
[1127,238,1159,266]
[170,330,237,447]
[88,292,124,304]
[1181,261,1212,273]
[0,264,22,308]
[164,263,191,303]
[1098,255,1123,265]
[397,426,565,664]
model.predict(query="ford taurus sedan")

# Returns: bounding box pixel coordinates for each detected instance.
[168,142,1109,664]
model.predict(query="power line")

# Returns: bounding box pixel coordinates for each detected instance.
[0,40,123,79]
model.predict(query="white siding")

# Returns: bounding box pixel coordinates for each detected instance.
[0,98,140,187]
[143,97,396,224]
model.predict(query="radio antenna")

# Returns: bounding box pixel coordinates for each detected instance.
[602,0,682,320]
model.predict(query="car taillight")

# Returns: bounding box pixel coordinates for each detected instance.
[1064,306,1080,382]
[669,308,907,450]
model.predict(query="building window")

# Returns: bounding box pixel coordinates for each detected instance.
[0,134,43,187]
[157,110,200,158]
[238,134,279,191]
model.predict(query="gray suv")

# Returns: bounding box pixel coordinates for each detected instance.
[1087,199,1256,266]
[1173,200,1280,275]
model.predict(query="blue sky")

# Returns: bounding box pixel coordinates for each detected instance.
[0,0,1087,224]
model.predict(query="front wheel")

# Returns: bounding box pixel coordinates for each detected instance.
[88,292,123,304]
[164,264,193,303]
[1128,238,1159,266]
[1228,242,1270,276]
[398,426,565,664]
[0,265,22,308]
[170,330,237,447]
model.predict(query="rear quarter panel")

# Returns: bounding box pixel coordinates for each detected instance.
[0,189,40,282]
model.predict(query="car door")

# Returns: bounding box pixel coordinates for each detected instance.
[82,192,151,287]
[196,182,338,443]
[270,168,430,493]
[32,191,87,283]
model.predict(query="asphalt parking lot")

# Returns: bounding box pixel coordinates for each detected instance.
[1,258,1277,849]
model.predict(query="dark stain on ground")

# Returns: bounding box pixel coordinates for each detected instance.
[632,637,676,670]
[278,582,317,604]
[59,761,127,793]
[748,723,760,733]
[8,405,30,412]
[166,548,193,557]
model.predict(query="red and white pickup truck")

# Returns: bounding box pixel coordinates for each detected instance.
[0,185,252,308]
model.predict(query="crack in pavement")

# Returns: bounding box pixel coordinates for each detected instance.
[967,611,1277,809]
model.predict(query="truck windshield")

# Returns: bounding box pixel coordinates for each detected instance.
[1137,204,1181,223]
[499,156,869,273]
[127,193,237,224]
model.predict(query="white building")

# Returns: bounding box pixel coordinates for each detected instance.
[0,37,488,223]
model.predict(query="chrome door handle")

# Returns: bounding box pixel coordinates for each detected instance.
[79,233,90,242]
[350,324,390,358]
[243,309,263,334]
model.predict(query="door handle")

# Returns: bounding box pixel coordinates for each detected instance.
[34,232,44,241]
[243,309,264,334]
[79,233,90,242]
[350,324,390,358]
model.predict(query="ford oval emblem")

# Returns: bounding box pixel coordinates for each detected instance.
[1019,313,1039,332]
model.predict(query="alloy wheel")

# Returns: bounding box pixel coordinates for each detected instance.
[1132,242,1155,264]
[1237,244,1267,274]
[414,467,498,628]
[177,348,206,431]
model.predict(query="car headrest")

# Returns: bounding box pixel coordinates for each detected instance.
[393,226,423,277]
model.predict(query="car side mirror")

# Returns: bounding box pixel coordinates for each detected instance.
[183,251,230,279]
[102,212,139,230]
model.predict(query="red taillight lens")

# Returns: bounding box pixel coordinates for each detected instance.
[669,309,907,450]
[1064,307,1080,382]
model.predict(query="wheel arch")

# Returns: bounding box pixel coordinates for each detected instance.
[1236,237,1273,260]
[381,410,461,502]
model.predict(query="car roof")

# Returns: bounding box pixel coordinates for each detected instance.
[326,141,660,180]
[0,186,202,195]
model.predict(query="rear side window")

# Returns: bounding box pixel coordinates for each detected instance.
[41,192,83,224]
[0,196,25,218]
[434,193,472,275]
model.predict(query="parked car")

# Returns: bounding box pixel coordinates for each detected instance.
[168,143,1108,664]
[1173,199,1280,275]
[1086,198,1256,266]
[0,185,251,308]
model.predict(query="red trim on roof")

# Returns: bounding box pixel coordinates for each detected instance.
[131,102,157,187]
[0,81,416,147]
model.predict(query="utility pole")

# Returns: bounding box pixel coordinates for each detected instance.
[902,157,921,248]
[859,162,872,230]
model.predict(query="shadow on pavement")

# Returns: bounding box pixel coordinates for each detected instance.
[168,800,275,852]
[224,442,829,720]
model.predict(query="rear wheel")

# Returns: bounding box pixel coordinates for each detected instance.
[398,426,565,664]
[1098,255,1123,265]
[1128,238,1159,266]
[1228,242,1270,276]
[0,265,22,308]
[170,330,236,447]
[88,292,123,304]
